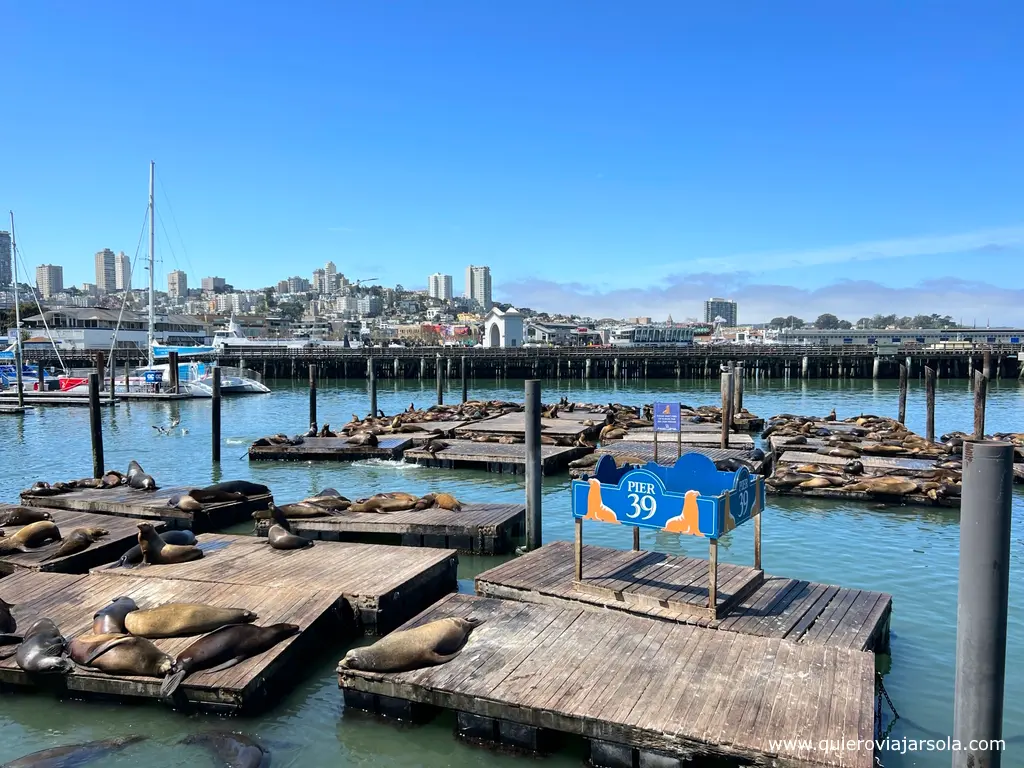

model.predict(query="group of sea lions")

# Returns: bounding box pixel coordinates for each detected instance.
[0,592,296,701]
[25,460,159,497]
[167,479,271,514]
[0,507,110,561]
[252,487,464,525]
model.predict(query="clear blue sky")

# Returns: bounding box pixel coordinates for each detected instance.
[6,1,1024,323]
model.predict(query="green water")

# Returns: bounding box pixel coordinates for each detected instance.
[0,376,1022,767]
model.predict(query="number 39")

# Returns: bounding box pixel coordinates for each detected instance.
[627,493,657,520]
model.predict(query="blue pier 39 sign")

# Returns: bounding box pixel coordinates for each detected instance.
[653,402,681,432]
[571,453,764,539]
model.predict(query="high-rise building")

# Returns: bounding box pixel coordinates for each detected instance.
[324,261,338,292]
[276,280,289,295]
[428,273,453,301]
[704,297,738,327]
[168,270,188,298]
[201,276,226,292]
[35,264,63,298]
[114,251,131,291]
[287,276,310,294]
[464,265,492,310]
[0,231,11,286]
[312,268,326,294]
[94,248,116,293]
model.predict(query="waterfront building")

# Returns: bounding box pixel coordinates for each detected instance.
[483,306,523,347]
[20,307,209,350]
[704,297,738,326]
[114,251,132,291]
[464,265,492,310]
[94,248,116,293]
[778,327,1024,347]
[428,272,453,301]
[35,264,63,298]
[168,270,188,298]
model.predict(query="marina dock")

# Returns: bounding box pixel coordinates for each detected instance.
[98,534,458,634]
[0,570,339,714]
[248,435,412,462]
[404,439,591,475]
[592,441,767,474]
[254,502,525,554]
[20,485,272,532]
[455,411,599,440]
[0,393,115,407]
[616,428,755,448]
[338,592,876,768]
[476,541,891,653]
[0,505,163,575]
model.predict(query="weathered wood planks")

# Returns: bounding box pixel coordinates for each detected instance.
[593,441,766,474]
[616,429,755,447]
[456,411,598,438]
[248,435,412,462]
[338,593,875,768]
[97,534,458,635]
[476,541,891,653]
[253,502,525,554]
[404,439,591,475]
[0,570,340,713]
[0,505,164,575]
[19,486,271,532]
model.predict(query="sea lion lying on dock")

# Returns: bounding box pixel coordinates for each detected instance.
[124,603,257,639]
[126,460,158,491]
[339,616,482,673]
[16,618,71,674]
[93,596,139,634]
[0,520,62,553]
[107,530,197,568]
[24,481,72,497]
[348,492,420,514]
[266,505,313,550]
[0,506,52,527]
[414,492,463,512]
[69,632,173,677]
[40,526,108,562]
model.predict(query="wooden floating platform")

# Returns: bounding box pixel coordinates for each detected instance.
[776,450,946,477]
[248,435,412,462]
[456,412,599,439]
[0,570,339,714]
[115,391,192,400]
[0,405,30,414]
[617,429,754,448]
[400,420,475,444]
[0,505,164,575]
[594,441,766,474]
[404,439,591,475]
[476,541,891,653]
[253,502,525,555]
[338,592,876,768]
[768,435,945,461]
[20,486,271,532]
[767,485,960,508]
[0,394,115,407]
[98,534,457,635]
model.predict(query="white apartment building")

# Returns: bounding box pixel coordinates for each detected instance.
[464,265,492,310]
[428,272,453,301]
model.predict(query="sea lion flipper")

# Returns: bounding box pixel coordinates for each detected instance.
[198,656,245,675]
[425,650,464,665]
[82,635,136,665]
[159,668,187,700]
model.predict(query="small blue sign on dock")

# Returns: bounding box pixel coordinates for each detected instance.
[143,370,163,384]
[652,402,680,432]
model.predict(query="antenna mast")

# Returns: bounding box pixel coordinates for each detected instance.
[148,161,155,369]
[9,212,24,407]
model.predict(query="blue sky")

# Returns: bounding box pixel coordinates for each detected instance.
[5,2,1024,323]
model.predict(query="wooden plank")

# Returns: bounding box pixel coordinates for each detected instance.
[620,430,754,447]
[777,450,942,472]
[248,435,411,462]
[404,439,590,475]
[456,411,599,438]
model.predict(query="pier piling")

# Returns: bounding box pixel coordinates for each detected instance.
[369,358,377,418]
[720,368,734,449]
[108,354,116,396]
[973,371,987,439]
[308,364,317,427]
[983,350,992,381]
[524,380,542,551]
[168,351,179,394]
[733,364,744,417]
[461,356,468,403]
[211,367,221,462]
[898,363,908,424]
[925,366,936,443]
[953,441,1012,768]
[436,354,443,406]
[88,373,104,478]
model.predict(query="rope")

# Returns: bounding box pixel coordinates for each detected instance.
[105,206,151,368]
[11,230,68,375]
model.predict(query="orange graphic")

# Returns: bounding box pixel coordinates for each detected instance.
[722,495,737,534]
[661,404,672,415]
[663,490,704,536]
[585,479,620,524]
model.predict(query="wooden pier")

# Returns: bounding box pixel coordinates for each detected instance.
[98,534,457,635]
[593,441,767,474]
[20,486,272,532]
[248,435,412,462]
[455,411,599,440]
[0,393,115,407]
[338,592,876,768]
[253,502,525,554]
[614,428,755,448]
[404,439,591,475]
[0,570,339,713]
[476,541,891,653]
[0,505,163,575]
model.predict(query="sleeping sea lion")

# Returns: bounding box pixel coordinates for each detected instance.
[0,506,52,527]
[432,493,462,511]
[845,477,919,496]
[266,505,313,550]
[70,477,104,489]
[93,596,139,634]
[107,530,198,568]
[124,603,257,639]
[101,470,126,488]
[179,733,269,768]
[347,431,378,447]
[301,494,351,511]
[70,632,173,677]
[40,527,108,562]
[338,616,482,673]
[0,521,62,553]
[169,493,204,513]
[348,494,418,514]
[816,446,861,459]
[15,618,71,674]
[1,736,148,768]
[160,622,299,698]
[424,440,448,455]
[138,522,203,565]
[252,502,332,520]
[200,480,270,497]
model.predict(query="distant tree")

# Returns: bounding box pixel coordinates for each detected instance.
[871,314,898,328]
[837,319,853,329]
[814,313,841,330]
[768,315,805,329]
[277,301,304,322]
[855,317,872,329]
[264,288,277,309]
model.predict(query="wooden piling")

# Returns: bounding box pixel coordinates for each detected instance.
[436,353,443,406]
[369,357,377,417]
[983,350,992,381]
[925,365,936,443]
[898,363,908,424]
[123,359,130,392]
[212,366,221,462]
[94,351,105,393]
[524,380,542,550]
[168,351,179,394]
[720,369,734,449]
[733,364,743,416]
[974,370,987,439]
[461,355,468,403]
[108,354,116,395]
[88,373,103,478]
[308,364,317,426]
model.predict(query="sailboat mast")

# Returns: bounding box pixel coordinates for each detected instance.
[9,211,24,407]
[148,160,155,369]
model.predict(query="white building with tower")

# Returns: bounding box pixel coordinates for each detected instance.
[464,265,492,310]
[428,272,453,301]
[483,306,523,348]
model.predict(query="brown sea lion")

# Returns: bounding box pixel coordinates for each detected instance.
[424,440,449,455]
[433,492,462,511]
[845,477,919,496]
[128,472,158,491]
[137,522,203,565]
[93,596,139,634]
[106,530,198,569]
[816,447,861,459]
[338,616,482,672]
[40,526,108,562]
[301,494,351,511]
[70,477,104,489]
[568,454,600,469]
[71,632,173,677]
[124,603,257,639]
[2,736,148,767]
[0,521,62,553]
[169,493,204,513]
[101,470,126,488]
[348,431,378,447]
[0,506,52,527]
[266,505,313,550]
[348,494,419,514]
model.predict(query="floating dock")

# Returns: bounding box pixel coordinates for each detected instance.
[0,505,163,575]
[404,439,591,475]
[0,405,30,415]
[98,534,457,635]
[0,394,115,407]
[455,412,599,440]
[612,428,754,448]
[20,486,272,532]
[0,570,339,713]
[254,502,525,554]
[338,593,876,768]
[593,441,767,474]
[476,541,891,653]
[248,435,412,462]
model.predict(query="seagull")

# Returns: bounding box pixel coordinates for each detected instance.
[180,428,189,435]
[151,425,168,435]
[169,417,181,428]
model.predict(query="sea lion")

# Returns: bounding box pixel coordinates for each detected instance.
[71,632,174,677]
[93,596,139,634]
[266,506,313,550]
[160,622,299,698]
[180,733,269,768]
[568,454,600,469]
[15,618,71,674]
[845,460,864,476]
[300,494,351,512]
[137,522,203,565]
[816,447,861,459]
[102,470,126,488]
[0,506,52,527]
[424,439,449,455]
[348,494,419,514]
[128,472,158,491]
[40,526,108,562]
[1,736,148,768]
[106,530,198,569]
[70,477,105,489]
[0,521,62,553]
[315,487,342,497]
[126,460,145,481]
[252,502,334,520]
[200,480,270,497]
[338,616,481,673]
[766,472,814,489]
[169,493,204,513]
[124,603,257,639]
[348,431,378,447]
[846,477,920,496]
[305,421,318,437]
[799,476,841,488]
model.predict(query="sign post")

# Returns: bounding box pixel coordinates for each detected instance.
[652,402,680,465]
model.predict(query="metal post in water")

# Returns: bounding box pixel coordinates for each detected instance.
[368,357,377,417]
[88,373,104,477]
[952,440,1012,768]
[525,379,542,550]
[211,367,221,462]
[308,364,317,427]
[436,353,443,405]
[973,371,987,439]
[461,355,468,403]
[925,365,936,442]
[898,363,908,424]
